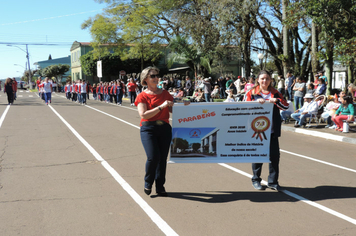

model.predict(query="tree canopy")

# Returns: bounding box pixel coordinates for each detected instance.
[82,0,356,84]
[40,64,70,82]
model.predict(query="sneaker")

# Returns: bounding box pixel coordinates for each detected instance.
[267,184,282,191]
[325,124,331,128]
[329,125,337,129]
[252,182,264,190]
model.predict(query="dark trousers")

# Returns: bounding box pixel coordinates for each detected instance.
[6,92,13,104]
[220,87,226,98]
[129,91,136,104]
[72,93,77,102]
[81,93,87,104]
[140,123,172,191]
[287,87,293,101]
[252,135,280,185]
[117,93,123,104]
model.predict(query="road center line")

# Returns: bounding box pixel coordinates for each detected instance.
[82,105,356,226]
[280,149,356,173]
[0,105,11,128]
[47,104,178,236]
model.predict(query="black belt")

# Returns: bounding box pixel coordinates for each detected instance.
[141,120,166,126]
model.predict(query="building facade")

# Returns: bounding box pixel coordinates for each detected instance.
[33,56,71,83]
[70,41,94,83]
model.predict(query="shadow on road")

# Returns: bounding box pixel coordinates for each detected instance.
[157,185,356,203]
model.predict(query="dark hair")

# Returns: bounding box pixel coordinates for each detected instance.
[257,70,271,78]
[251,70,272,95]
[342,96,353,104]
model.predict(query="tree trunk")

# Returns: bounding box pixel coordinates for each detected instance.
[325,39,333,96]
[242,39,251,78]
[311,21,319,80]
[282,0,289,76]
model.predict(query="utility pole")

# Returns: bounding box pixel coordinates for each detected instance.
[26,44,33,90]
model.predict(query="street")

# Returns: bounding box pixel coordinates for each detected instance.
[1,90,356,236]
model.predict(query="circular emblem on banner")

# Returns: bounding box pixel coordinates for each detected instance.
[251,116,270,141]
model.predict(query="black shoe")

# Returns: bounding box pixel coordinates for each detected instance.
[144,188,151,195]
[294,124,300,128]
[156,191,168,197]
[252,182,264,190]
[267,184,282,191]
[156,187,168,196]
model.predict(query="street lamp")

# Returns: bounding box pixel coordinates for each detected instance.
[257,53,264,70]
[7,44,33,89]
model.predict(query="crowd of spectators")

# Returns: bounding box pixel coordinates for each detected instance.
[31,70,355,132]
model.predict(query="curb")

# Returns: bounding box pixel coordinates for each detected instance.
[281,125,356,145]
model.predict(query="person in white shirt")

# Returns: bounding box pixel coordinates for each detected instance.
[277,75,285,96]
[234,76,241,93]
[291,94,320,127]
[79,80,87,105]
[42,77,52,105]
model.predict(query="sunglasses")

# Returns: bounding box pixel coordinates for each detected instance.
[149,74,159,79]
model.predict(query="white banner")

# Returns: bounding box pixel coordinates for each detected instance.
[170,102,273,163]
[97,60,102,78]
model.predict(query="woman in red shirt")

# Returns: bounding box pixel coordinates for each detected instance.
[135,67,174,196]
[127,78,138,106]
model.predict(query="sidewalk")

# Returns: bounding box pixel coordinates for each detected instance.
[282,121,356,145]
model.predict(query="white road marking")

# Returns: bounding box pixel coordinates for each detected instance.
[18,95,23,97]
[219,163,356,225]
[48,104,178,236]
[281,149,356,173]
[82,105,356,226]
[29,95,33,97]
[0,105,11,128]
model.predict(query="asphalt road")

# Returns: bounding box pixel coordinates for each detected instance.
[0,90,356,236]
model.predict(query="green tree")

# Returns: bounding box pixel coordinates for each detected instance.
[191,143,201,152]
[172,138,189,153]
[82,0,175,69]
[41,64,70,83]
[168,36,211,78]
[80,50,156,81]
[304,0,356,94]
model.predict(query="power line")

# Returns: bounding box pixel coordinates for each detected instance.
[1,10,103,26]
[0,42,73,46]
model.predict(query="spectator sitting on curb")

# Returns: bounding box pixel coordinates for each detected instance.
[322,91,345,129]
[332,96,355,132]
[291,94,319,128]
[280,100,295,123]
[224,90,235,102]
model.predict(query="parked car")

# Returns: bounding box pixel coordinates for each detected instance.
[17,81,27,89]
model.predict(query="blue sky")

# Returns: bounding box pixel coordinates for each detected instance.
[0,0,106,79]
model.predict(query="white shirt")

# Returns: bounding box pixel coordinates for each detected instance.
[43,82,52,93]
[278,79,285,89]
[80,83,87,93]
[300,101,318,114]
[234,79,241,93]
